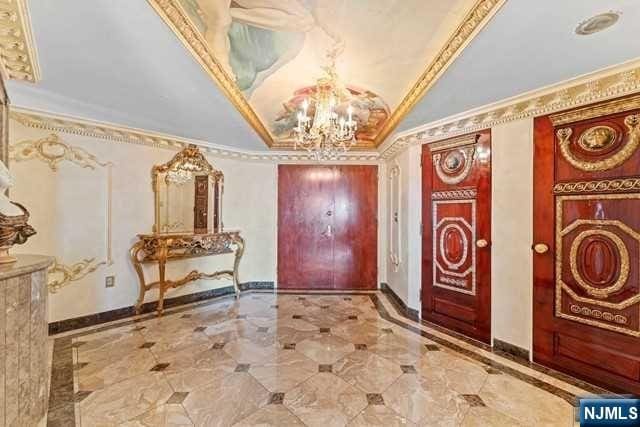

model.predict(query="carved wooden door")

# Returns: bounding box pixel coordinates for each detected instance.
[533,95,640,394]
[422,130,492,343]
[278,165,378,289]
[194,175,208,233]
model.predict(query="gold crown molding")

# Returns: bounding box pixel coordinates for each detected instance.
[383,62,640,160]
[550,93,640,126]
[9,108,381,163]
[0,0,40,82]
[147,0,273,147]
[373,0,506,147]
[8,132,114,292]
[429,134,478,152]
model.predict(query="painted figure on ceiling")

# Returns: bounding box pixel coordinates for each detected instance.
[183,0,315,94]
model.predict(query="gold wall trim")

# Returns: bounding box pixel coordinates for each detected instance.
[384,61,640,160]
[9,133,111,171]
[146,0,273,147]
[48,258,106,293]
[0,0,40,82]
[9,108,381,163]
[553,178,640,194]
[549,93,640,126]
[429,134,478,152]
[374,0,505,146]
[9,132,114,292]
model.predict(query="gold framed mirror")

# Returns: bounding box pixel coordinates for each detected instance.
[152,144,223,234]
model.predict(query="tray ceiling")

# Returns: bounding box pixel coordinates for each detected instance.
[148,0,503,149]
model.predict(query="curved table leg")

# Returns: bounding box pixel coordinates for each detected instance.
[232,235,245,298]
[130,241,147,314]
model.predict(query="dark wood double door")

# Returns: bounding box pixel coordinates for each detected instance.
[422,131,492,344]
[278,165,378,289]
[534,95,640,394]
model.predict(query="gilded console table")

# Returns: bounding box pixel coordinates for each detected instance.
[130,230,244,314]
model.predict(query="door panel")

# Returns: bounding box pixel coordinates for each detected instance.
[278,165,378,290]
[278,165,334,288]
[333,165,378,289]
[533,95,640,394]
[422,130,492,343]
[194,175,208,233]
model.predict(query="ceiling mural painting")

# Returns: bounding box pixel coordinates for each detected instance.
[150,0,503,149]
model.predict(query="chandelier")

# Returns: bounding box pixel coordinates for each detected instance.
[294,65,357,160]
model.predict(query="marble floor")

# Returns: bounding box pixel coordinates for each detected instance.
[47,291,602,426]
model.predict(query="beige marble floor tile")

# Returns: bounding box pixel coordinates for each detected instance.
[416,352,489,394]
[249,349,318,392]
[479,374,574,427]
[79,372,174,427]
[368,333,428,366]
[296,334,355,365]
[333,320,388,346]
[460,406,525,427]
[160,342,237,392]
[284,373,368,427]
[76,330,147,364]
[272,316,320,333]
[224,338,280,364]
[189,305,239,326]
[333,350,403,393]
[77,349,157,391]
[120,404,194,427]
[383,373,470,426]
[182,372,270,427]
[233,404,305,426]
[273,326,318,346]
[348,404,416,426]
[204,319,272,344]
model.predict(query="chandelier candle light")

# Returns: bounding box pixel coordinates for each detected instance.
[294,73,358,161]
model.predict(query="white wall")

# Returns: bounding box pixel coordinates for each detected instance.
[384,144,422,311]
[384,118,535,351]
[491,118,534,352]
[10,120,277,322]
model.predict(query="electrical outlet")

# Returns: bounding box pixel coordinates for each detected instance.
[105,275,115,288]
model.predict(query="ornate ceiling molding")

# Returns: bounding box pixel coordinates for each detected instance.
[9,108,380,163]
[0,0,40,82]
[382,60,640,160]
[373,0,506,146]
[147,0,274,147]
[147,0,503,150]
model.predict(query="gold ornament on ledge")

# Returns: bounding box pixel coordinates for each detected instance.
[0,160,36,263]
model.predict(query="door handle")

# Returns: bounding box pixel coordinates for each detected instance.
[476,239,489,248]
[532,243,549,254]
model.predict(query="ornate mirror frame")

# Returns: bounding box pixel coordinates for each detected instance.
[152,144,224,233]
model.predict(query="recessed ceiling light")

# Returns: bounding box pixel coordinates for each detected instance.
[575,11,621,35]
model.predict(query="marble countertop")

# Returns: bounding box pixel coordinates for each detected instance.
[0,254,54,280]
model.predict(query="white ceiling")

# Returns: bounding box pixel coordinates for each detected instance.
[6,0,640,151]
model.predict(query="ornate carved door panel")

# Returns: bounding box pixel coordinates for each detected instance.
[533,95,640,394]
[278,165,378,289]
[194,175,208,234]
[422,130,492,344]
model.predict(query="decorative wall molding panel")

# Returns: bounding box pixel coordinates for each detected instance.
[0,0,40,82]
[388,161,401,272]
[9,133,113,292]
[383,61,640,160]
[553,178,640,195]
[10,108,381,163]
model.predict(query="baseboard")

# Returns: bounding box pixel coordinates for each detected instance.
[493,338,530,362]
[380,282,420,321]
[48,281,274,335]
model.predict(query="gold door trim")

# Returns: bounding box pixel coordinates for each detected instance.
[555,194,640,337]
[550,93,640,126]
